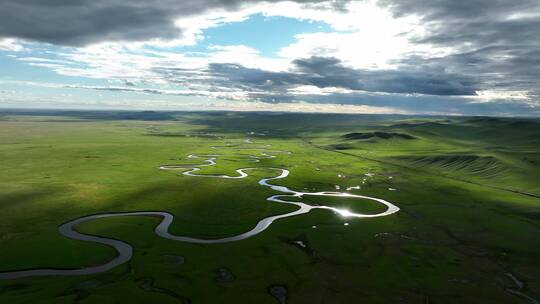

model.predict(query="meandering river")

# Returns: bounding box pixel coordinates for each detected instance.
[0,142,399,280]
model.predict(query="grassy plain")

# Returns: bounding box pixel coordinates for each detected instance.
[0,110,539,303]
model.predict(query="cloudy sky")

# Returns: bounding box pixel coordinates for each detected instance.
[1,0,539,116]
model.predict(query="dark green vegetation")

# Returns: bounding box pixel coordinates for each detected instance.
[0,110,539,303]
[342,131,416,140]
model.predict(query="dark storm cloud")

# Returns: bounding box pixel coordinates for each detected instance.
[63,84,210,97]
[380,0,539,22]
[293,57,478,95]
[251,91,539,116]
[381,0,540,98]
[201,57,478,96]
[206,63,306,90]
[379,0,540,56]
[399,47,540,95]
[0,0,341,46]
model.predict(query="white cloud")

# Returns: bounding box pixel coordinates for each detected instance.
[474,90,534,103]
[207,45,290,71]
[16,41,291,85]
[273,1,453,70]
[216,100,408,114]
[278,31,415,69]
[287,85,355,95]
[0,38,25,52]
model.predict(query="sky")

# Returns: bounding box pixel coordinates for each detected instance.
[0,0,539,116]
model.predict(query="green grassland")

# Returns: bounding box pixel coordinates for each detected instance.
[0,110,539,303]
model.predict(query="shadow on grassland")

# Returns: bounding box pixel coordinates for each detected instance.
[0,109,178,121]
[185,111,424,138]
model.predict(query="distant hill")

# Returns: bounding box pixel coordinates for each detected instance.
[342,131,415,140]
